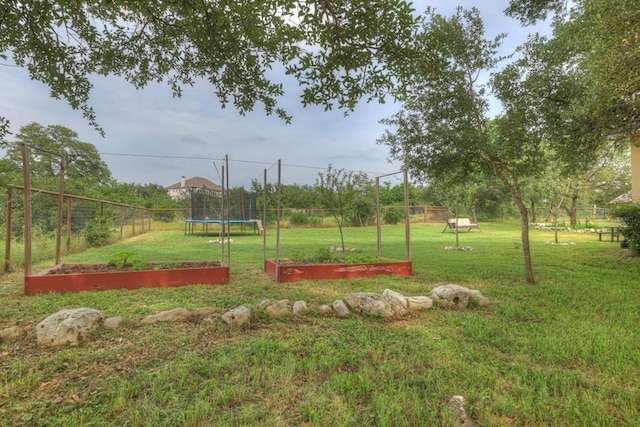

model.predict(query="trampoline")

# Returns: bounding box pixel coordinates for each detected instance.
[184,219,263,236]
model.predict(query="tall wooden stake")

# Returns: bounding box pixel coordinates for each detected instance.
[21,144,32,276]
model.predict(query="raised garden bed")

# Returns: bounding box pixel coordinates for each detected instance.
[24,261,229,295]
[264,258,412,283]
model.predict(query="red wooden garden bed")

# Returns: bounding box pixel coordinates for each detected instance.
[264,258,412,283]
[24,262,229,295]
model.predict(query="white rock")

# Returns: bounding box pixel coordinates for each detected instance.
[221,306,251,328]
[265,300,292,318]
[406,296,434,311]
[292,301,310,315]
[332,300,350,318]
[141,308,192,324]
[37,308,104,346]
[103,316,124,329]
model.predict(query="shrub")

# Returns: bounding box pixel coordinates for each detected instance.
[383,208,404,224]
[349,198,375,227]
[288,211,310,226]
[83,217,114,248]
[315,247,335,263]
[611,203,640,255]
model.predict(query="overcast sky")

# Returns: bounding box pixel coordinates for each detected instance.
[1,1,551,189]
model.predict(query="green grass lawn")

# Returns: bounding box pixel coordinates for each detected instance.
[1,222,639,426]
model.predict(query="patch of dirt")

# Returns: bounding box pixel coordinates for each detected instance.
[44,261,224,275]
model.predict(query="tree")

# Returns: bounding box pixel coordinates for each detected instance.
[379,8,553,284]
[591,149,632,206]
[507,0,640,148]
[316,164,371,251]
[430,175,482,248]
[0,122,113,192]
[0,0,422,139]
[281,184,321,210]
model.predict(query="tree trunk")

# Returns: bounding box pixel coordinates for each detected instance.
[530,199,537,223]
[516,197,535,284]
[495,173,536,284]
[564,195,579,228]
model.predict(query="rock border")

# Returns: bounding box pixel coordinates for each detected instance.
[1,285,490,347]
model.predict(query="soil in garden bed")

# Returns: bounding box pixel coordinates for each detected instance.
[44,261,224,275]
[276,257,397,266]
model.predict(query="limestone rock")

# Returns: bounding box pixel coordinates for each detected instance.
[103,316,124,329]
[0,326,23,343]
[141,308,193,324]
[316,304,333,314]
[382,289,408,317]
[36,308,104,346]
[332,300,350,318]
[221,306,251,328]
[265,300,292,318]
[344,292,392,317]
[256,299,272,311]
[406,296,433,311]
[193,307,215,318]
[344,289,409,318]
[430,285,489,309]
[446,395,475,427]
[292,301,309,315]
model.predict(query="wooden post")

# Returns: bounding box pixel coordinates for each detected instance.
[66,197,72,252]
[21,144,32,276]
[119,206,124,239]
[4,187,12,272]
[376,177,382,258]
[404,170,411,262]
[132,208,136,235]
[275,160,282,283]
[423,205,428,223]
[55,157,65,265]
[262,169,267,267]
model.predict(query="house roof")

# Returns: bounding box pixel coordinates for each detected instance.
[166,177,223,191]
[609,191,632,204]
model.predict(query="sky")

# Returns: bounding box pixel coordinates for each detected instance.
[0,1,552,189]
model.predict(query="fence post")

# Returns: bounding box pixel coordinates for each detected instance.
[21,144,32,276]
[66,197,72,252]
[119,206,124,239]
[55,157,65,265]
[4,187,12,272]
[423,206,428,223]
[132,208,136,236]
[376,177,381,258]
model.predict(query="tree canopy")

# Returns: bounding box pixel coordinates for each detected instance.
[506,0,640,144]
[0,122,113,191]
[0,0,421,140]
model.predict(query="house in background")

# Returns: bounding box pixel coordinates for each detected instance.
[165,176,223,200]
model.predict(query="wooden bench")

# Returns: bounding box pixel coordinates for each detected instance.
[596,226,620,242]
[442,218,480,232]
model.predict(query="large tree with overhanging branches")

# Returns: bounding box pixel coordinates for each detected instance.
[506,0,640,146]
[379,8,568,284]
[0,0,423,141]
